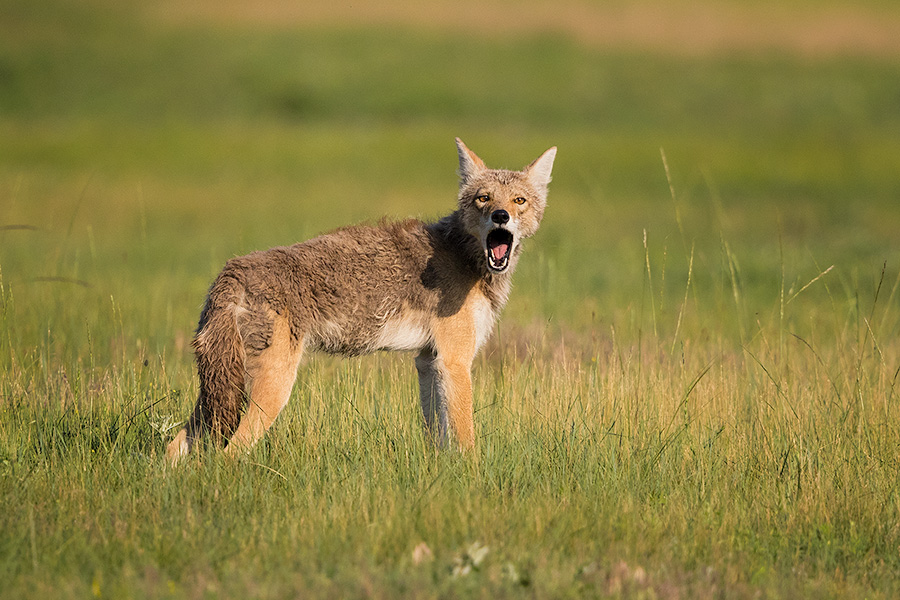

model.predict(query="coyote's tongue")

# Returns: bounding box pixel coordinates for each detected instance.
[491,243,509,262]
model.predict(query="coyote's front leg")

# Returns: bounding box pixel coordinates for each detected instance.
[431,313,477,450]
[416,349,449,448]
[439,355,475,449]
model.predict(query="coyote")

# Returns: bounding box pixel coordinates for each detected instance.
[166,138,556,462]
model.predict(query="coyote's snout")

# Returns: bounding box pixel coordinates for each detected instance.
[166,138,556,462]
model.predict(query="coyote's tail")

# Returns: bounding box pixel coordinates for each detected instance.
[192,274,249,442]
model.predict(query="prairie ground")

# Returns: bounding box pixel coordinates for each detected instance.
[2,0,900,597]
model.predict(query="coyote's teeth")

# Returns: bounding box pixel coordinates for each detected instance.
[485,228,513,273]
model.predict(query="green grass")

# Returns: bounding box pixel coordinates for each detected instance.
[2,0,900,597]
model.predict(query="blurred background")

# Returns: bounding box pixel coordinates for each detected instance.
[2,0,900,364]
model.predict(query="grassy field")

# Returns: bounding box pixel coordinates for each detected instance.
[2,0,900,597]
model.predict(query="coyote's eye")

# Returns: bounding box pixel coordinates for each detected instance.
[475,194,489,204]
[514,197,527,205]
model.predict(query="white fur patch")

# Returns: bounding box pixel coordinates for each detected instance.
[375,313,431,352]
[472,294,497,352]
[310,319,344,351]
[318,319,343,339]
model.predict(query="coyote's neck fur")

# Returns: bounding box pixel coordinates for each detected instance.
[429,210,515,310]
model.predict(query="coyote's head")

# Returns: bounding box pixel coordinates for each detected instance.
[455,138,556,274]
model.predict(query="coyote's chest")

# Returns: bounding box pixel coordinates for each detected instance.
[469,292,497,352]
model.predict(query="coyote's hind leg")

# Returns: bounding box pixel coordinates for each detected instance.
[226,316,303,455]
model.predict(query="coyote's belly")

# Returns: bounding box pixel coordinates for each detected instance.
[373,311,433,352]
[306,311,433,356]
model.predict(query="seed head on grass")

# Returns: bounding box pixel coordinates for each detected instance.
[451,542,489,577]
[411,542,434,565]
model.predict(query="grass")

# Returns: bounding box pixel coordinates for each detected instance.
[2,0,900,597]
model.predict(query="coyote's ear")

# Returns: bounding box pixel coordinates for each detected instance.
[456,138,486,187]
[525,146,557,196]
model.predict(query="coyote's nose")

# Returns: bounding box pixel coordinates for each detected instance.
[491,210,510,225]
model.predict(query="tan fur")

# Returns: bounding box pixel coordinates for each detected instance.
[166,138,555,463]
[225,314,303,454]
[431,289,481,449]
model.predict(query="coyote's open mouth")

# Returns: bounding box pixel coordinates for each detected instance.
[485,228,514,272]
